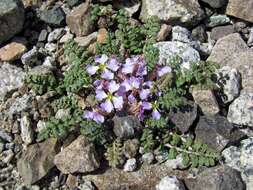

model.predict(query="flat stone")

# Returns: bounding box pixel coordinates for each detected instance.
[66,2,94,37]
[210,25,235,41]
[0,0,25,45]
[74,32,98,47]
[140,0,204,26]
[206,15,230,27]
[0,42,27,62]
[17,138,59,185]
[54,136,100,174]
[226,0,253,23]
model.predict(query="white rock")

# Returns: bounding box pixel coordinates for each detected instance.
[20,115,34,145]
[172,26,192,43]
[165,154,187,170]
[156,176,186,190]
[36,120,47,133]
[45,43,57,53]
[48,28,65,42]
[142,152,155,164]
[123,158,137,172]
[60,33,74,43]
[43,56,55,68]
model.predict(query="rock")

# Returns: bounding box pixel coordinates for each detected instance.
[66,174,78,189]
[172,26,192,43]
[59,29,74,43]
[165,154,187,170]
[157,24,172,42]
[156,176,186,190]
[210,25,235,41]
[55,109,71,120]
[208,33,253,92]
[140,0,204,26]
[20,115,34,145]
[192,88,220,116]
[0,0,25,45]
[66,0,82,7]
[74,32,98,47]
[38,29,48,42]
[47,28,65,42]
[66,2,94,37]
[0,42,27,62]
[21,46,39,67]
[17,138,59,185]
[54,136,100,174]
[185,166,245,190]
[0,128,13,142]
[191,25,207,43]
[78,180,95,190]
[39,5,65,26]
[97,28,108,44]
[227,92,253,127]
[200,0,227,8]
[154,41,200,69]
[123,139,140,159]
[113,0,141,17]
[216,66,241,103]
[195,116,245,152]
[45,43,57,53]
[222,138,253,190]
[226,0,253,23]
[112,115,142,139]
[124,158,137,172]
[42,56,55,68]
[0,63,25,101]
[169,98,197,133]
[36,120,47,133]
[142,152,155,164]
[1,149,14,163]
[8,93,34,115]
[206,15,230,27]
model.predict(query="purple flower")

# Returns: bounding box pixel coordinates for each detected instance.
[140,89,151,100]
[157,66,172,77]
[96,80,124,113]
[83,110,104,123]
[120,77,142,93]
[122,56,147,76]
[142,101,161,120]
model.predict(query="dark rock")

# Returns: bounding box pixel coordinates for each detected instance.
[17,138,60,185]
[0,128,13,142]
[169,99,198,133]
[195,116,245,152]
[185,166,245,190]
[39,5,65,26]
[200,0,227,8]
[0,0,25,45]
[113,115,142,139]
[210,25,235,41]
[191,25,207,43]
[54,136,100,174]
[123,139,140,159]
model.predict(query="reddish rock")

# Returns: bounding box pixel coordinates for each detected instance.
[97,28,108,44]
[0,42,26,62]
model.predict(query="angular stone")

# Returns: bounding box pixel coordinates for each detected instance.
[66,2,94,37]
[206,15,230,27]
[157,24,172,42]
[200,0,227,8]
[210,25,235,41]
[191,25,207,43]
[0,42,27,62]
[21,46,39,67]
[17,138,59,185]
[156,176,186,190]
[124,158,137,172]
[20,115,34,145]
[0,0,25,45]
[226,0,253,23]
[74,32,98,47]
[39,5,65,26]
[227,92,253,127]
[54,136,100,174]
[195,116,245,152]
[140,0,204,26]
[192,88,220,116]
[47,28,65,42]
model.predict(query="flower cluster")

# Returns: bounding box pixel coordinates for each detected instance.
[83,54,171,123]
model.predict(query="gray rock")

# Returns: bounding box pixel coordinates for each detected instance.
[165,154,187,170]
[74,32,98,47]
[210,25,235,41]
[113,115,141,139]
[38,29,48,42]
[154,41,200,70]
[44,43,57,53]
[0,128,13,142]
[142,152,155,164]
[156,176,186,190]
[172,26,192,43]
[195,116,245,152]
[42,56,55,68]
[206,15,230,27]
[227,92,253,127]
[140,0,204,26]
[192,88,220,116]
[0,63,25,101]
[21,46,39,67]
[8,93,34,115]
[169,99,197,133]
[66,0,82,7]
[123,139,140,159]
[54,136,100,174]
[39,5,65,26]
[20,115,34,145]
[191,25,207,43]
[47,28,65,42]
[17,138,59,185]
[216,66,241,103]
[200,0,227,8]
[185,166,245,190]
[248,27,253,47]
[55,109,71,120]
[0,0,25,45]
[157,24,172,42]
[124,158,137,172]
[59,30,74,44]
[1,149,14,163]
[113,0,141,17]
[36,120,47,133]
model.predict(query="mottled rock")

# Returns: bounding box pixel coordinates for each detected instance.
[0,42,26,62]
[74,32,98,47]
[17,138,59,185]
[206,15,230,27]
[21,46,39,67]
[156,176,186,190]
[38,29,48,42]
[113,115,142,139]
[200,0,227,8]
[140,0,204,26]
[165,154,187,170]
[20,115,34,145]
[66,2,94,37]
[39,5,65,26]
[169,99,197,133]
[191,25,207,43]
[54,136,100,174]
[142,152,155,164]
[226,0,253,23]
[210,25,235,41]
[192,88,219,115]
[0,128,13,142]
[195,116,245,152]
[123,139,140,159]
[227,92,253,127]
[172,26,192,43]
[0,0,25,45]
[1,149,14,163]
[47,28,65,42]
[157,24,172,42]
[66,0,82,7]
[185,166,245,190]
[124,158,137,172]
[113,0,140,17]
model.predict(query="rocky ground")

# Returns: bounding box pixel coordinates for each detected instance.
[0,0,253,190]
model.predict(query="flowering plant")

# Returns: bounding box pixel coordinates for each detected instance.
[83,54,172,124]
